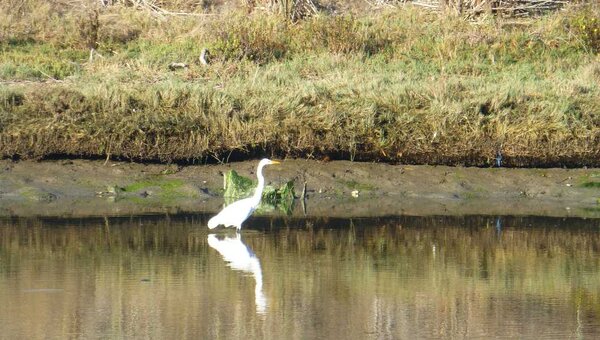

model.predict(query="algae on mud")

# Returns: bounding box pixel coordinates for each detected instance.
[122,177,189,199]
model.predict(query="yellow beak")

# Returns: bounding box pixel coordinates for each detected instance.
[270,160,281,165]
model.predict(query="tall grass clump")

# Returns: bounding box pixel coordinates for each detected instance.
[563,4,600,53]
[297,14,393,55]
[208,13,292,62]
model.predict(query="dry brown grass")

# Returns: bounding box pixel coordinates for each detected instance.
[0,2,598,166]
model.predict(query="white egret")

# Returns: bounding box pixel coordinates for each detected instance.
[208,158,280,231]
[207,234,267,314]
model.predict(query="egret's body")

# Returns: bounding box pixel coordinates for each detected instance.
[208,158,279,231]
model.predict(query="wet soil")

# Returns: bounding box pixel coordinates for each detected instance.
[0,158,598,218]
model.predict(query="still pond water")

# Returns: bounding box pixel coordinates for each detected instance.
[1,214,600,339]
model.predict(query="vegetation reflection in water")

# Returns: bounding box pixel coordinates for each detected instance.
[1,215,600,339]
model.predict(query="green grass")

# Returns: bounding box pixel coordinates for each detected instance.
[0,2,599,166]
[0,43,86,79]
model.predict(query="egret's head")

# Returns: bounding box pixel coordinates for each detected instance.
[260,158,280,166]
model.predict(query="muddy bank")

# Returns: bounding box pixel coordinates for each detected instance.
[0,159,598,219]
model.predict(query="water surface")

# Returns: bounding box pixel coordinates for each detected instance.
[1,215,600,339]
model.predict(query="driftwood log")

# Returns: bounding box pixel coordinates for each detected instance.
[379,0,569,16]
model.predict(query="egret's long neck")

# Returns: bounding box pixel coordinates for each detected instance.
[251,163,266,204]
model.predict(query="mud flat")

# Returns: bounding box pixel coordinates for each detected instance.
[0,159,598,219]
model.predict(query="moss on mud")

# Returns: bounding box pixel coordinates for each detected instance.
[121,177,198,202]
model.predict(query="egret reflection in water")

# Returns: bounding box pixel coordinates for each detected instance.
[207,233,267,314]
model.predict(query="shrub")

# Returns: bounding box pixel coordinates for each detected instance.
[565,4,600,53]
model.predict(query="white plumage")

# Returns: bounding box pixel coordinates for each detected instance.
[208,158,279,231]
[207,233,267,314]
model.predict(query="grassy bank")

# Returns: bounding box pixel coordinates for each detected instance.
[0,1,599,166]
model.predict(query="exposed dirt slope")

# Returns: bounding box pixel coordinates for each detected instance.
[0,159,598,218]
